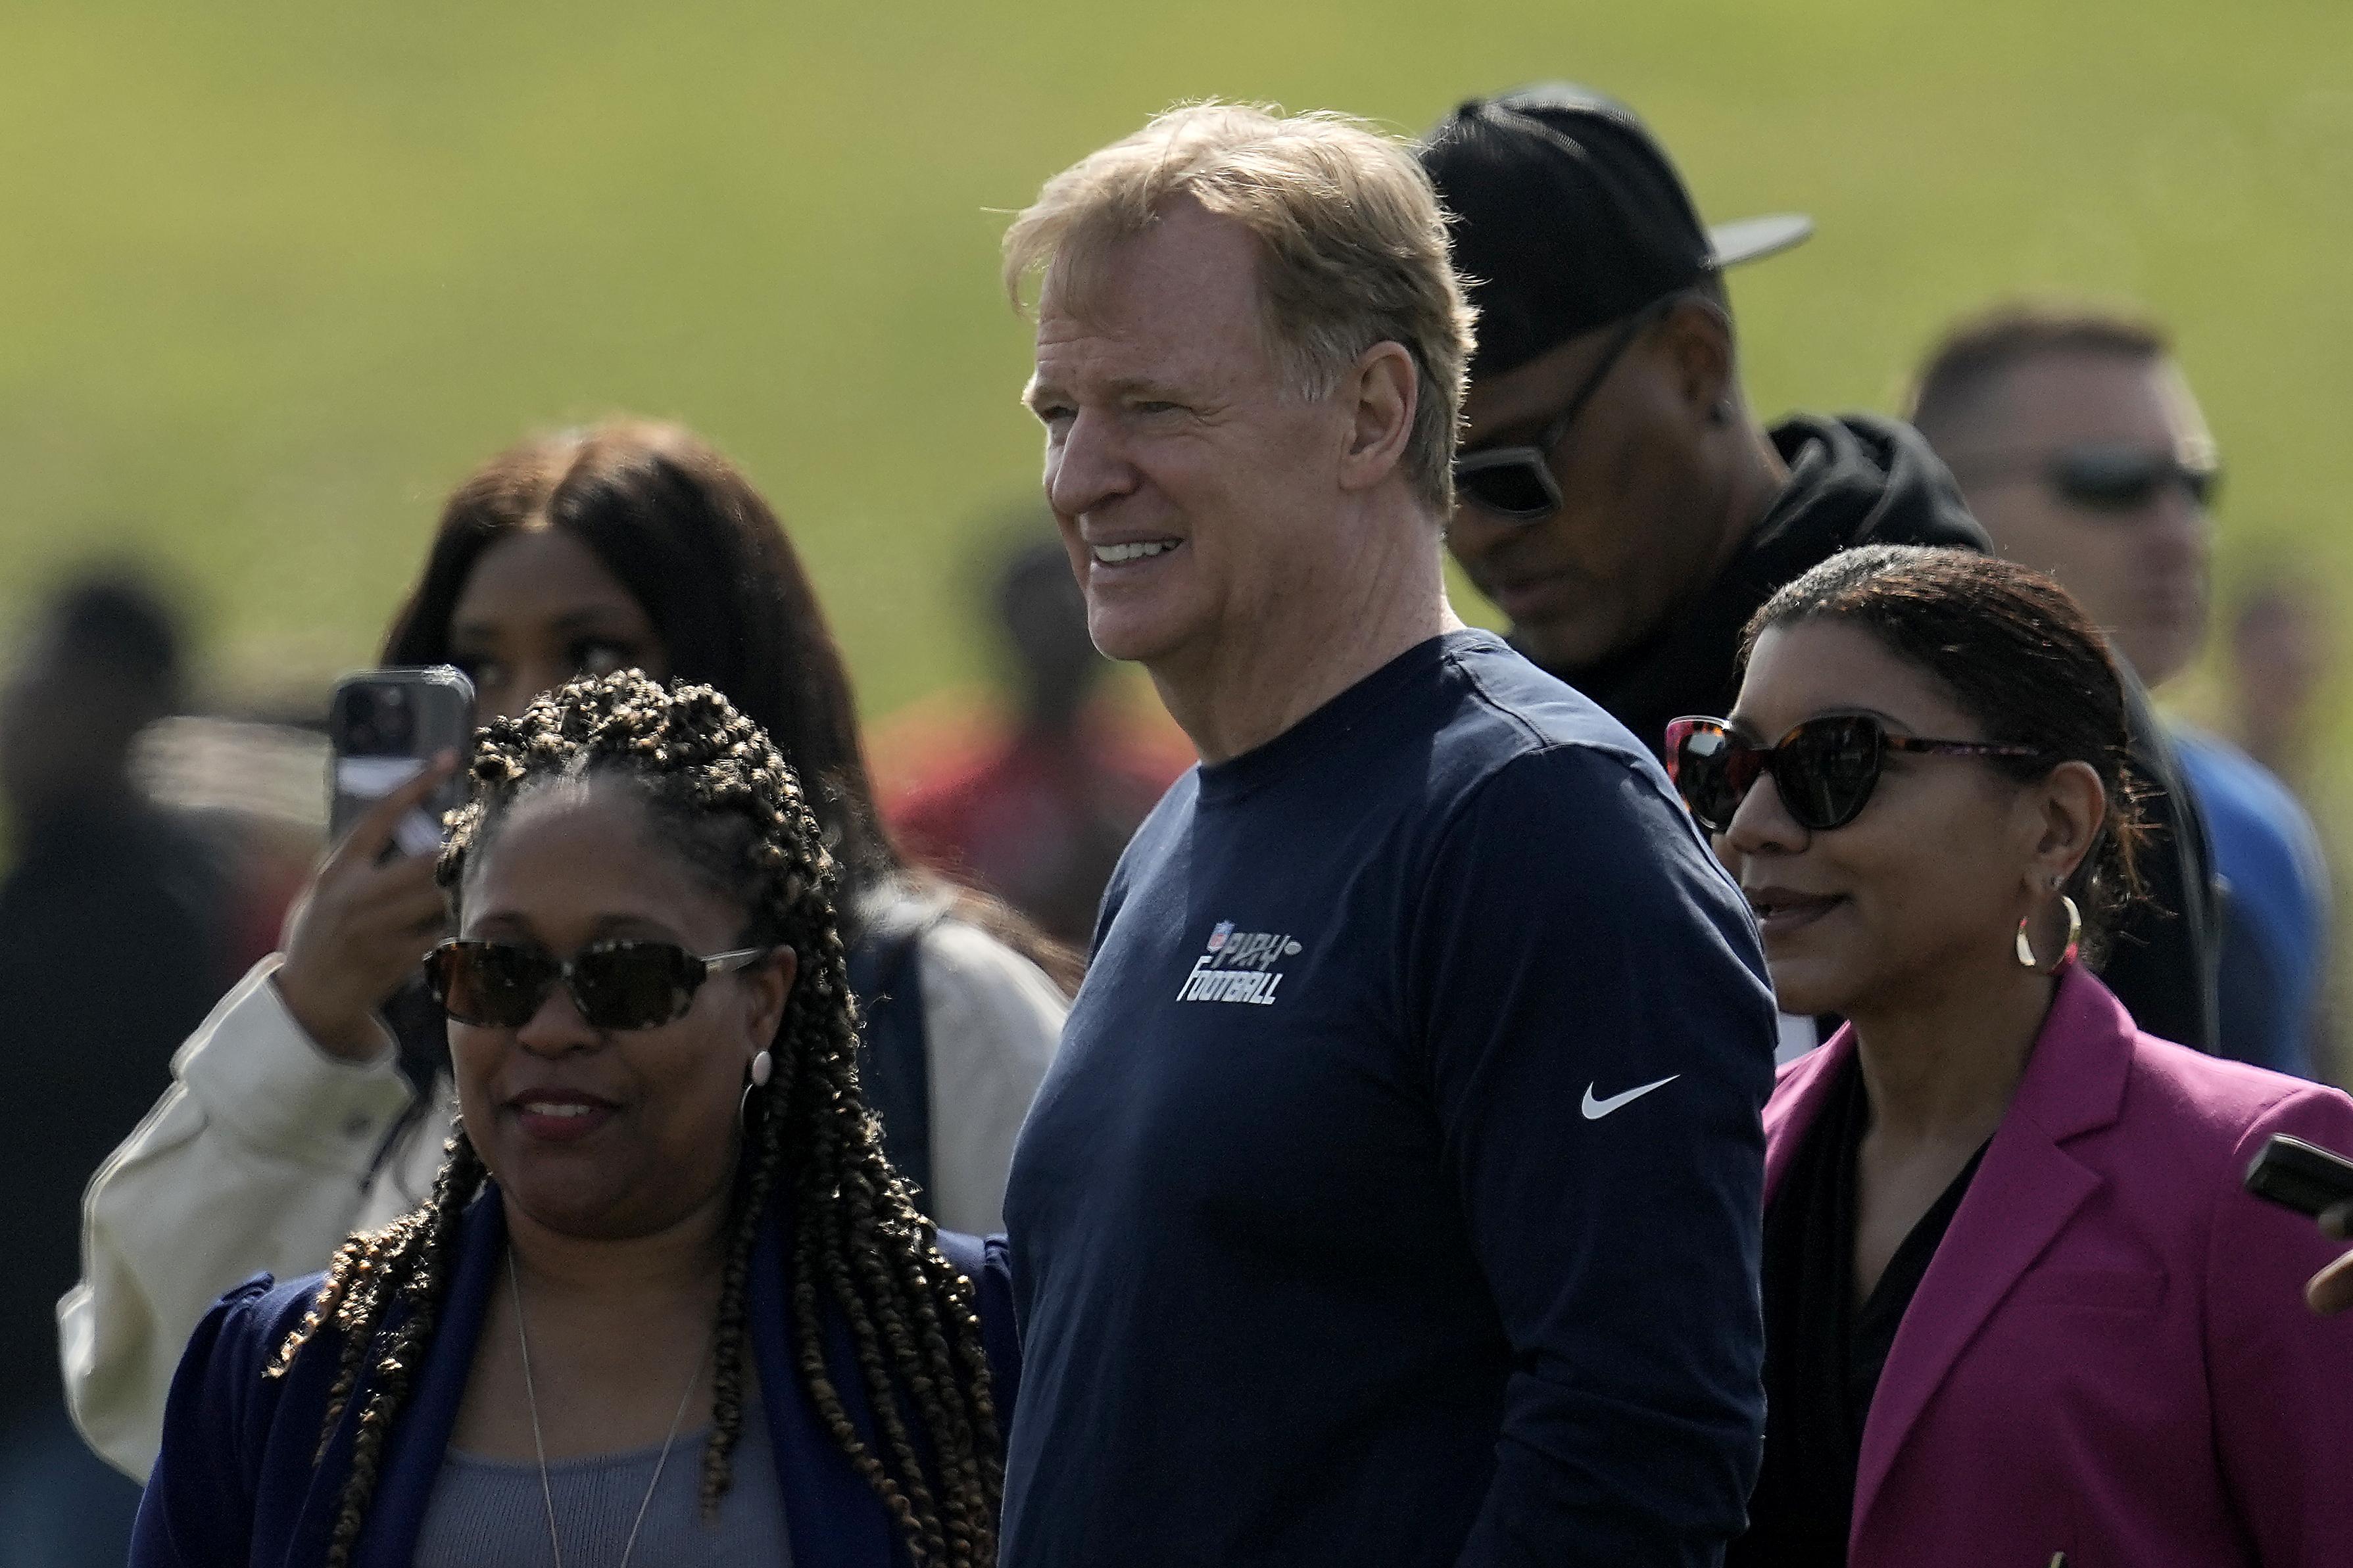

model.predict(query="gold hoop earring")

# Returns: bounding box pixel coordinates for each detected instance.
[2014,894,2083,974]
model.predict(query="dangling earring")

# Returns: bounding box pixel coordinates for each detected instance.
[2015,894,2083,974]
[739,1049,774,1133]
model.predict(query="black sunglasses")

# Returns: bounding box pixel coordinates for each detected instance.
[1953,443,2221,515]
[1452,293,1691,522]
[424,938,774,1031]
[1664,714,2046,834]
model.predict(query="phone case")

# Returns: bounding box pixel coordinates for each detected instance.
[327,666,477,846]
[2243,1133,2353,1220]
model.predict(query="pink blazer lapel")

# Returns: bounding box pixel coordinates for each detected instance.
[1849,966,2136,1540]
[1764,1028,1856,1206]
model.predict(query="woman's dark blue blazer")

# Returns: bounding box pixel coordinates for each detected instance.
[130,1187,1019,1567]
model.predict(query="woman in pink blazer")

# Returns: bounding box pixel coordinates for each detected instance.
[1665,545,2353,1568]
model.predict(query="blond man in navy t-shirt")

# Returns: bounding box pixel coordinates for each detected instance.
[998,103,1778,1568]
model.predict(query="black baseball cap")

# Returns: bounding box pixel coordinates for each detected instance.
[1419,83,1812,379]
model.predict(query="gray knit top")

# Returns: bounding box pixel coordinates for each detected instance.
[410,1405,788,1567]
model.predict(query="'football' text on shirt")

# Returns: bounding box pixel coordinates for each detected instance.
[1178,920,1303,1006]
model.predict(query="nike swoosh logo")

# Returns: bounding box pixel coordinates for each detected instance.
[1581,1075,1680,1120]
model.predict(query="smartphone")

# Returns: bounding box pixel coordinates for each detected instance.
[327,667,476,855]
[2243,1133,2353,1220]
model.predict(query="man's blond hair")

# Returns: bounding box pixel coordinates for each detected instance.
[1004,102,1476,515]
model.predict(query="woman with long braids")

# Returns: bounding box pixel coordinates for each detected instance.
[133,673,1012,1567]
[68,421,1069,1482]
[1664,546,2353,1567]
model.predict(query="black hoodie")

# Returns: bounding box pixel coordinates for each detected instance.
[1546,411,2220,1052]
[1558,413,1985,751]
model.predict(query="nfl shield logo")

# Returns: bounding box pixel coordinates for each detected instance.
[1208,920,1234,952]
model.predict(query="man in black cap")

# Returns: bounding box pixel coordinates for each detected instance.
[1418,83,2219,1053]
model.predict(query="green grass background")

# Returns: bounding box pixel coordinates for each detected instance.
[3,0,2349,725]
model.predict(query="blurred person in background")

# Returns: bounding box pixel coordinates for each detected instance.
[999,103,1776,1565]
[0,568,237,1568]
[2229,576,2330,789]
[890,534,1188,945]
[1670,546,2353,1567]
[132,711,333,974]
[1911,304,2327,1078]
[2229,575,2340,1080]
[65,419,1070,1485]
[1417,83,2221,1059]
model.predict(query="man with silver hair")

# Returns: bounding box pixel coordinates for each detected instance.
[998,103,1776,1566]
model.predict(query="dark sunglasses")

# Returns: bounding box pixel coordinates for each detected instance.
[1452,293,1691,522]
[424,938,774,1030]
[1663,714,2046,834]
[1955,443,2221,515]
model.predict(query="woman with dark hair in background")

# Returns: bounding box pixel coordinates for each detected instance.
[133,673,1015,1567]
[1669,546,2353,1567]
[66,421,1068,1482]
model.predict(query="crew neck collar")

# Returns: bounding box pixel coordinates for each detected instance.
[1195,629,1497,805]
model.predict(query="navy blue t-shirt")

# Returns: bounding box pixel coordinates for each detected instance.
[1002,631,1777,1567]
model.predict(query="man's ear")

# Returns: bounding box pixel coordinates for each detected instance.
[1337,341,1418,494]
[1662,299,1736,430]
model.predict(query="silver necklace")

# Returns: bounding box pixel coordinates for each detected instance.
[506,1246,714,1568]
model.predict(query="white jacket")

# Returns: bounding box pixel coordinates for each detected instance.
[62,921,1066,1481]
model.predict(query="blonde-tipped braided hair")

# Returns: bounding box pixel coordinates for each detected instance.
[268,671,1002,1567]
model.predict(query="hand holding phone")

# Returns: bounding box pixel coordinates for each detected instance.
[2243,1134,2353,1220]
[2241,1134,2353,1318]
[276,755,463,1061]
[2311,1210,2353,1316]
[274,667,477,1062]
